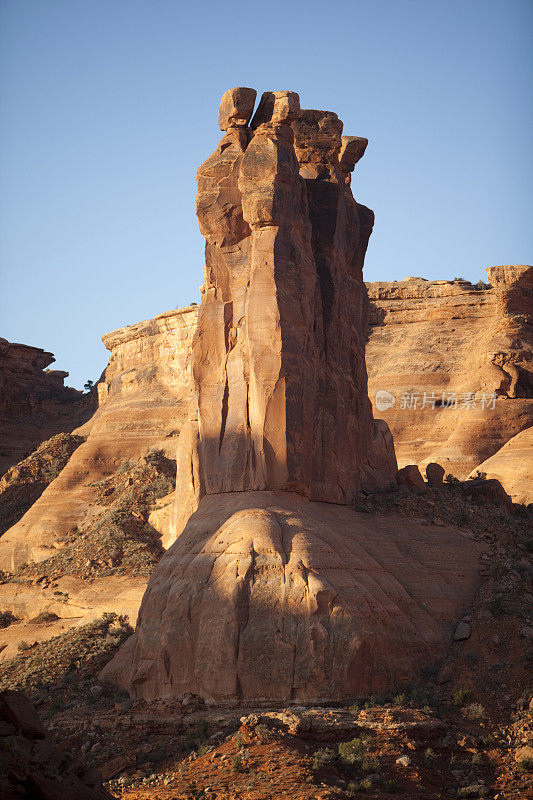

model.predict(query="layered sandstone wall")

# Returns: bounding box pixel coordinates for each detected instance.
[365,268,533,494]
[0,307,198,572]
[0,339,94,476]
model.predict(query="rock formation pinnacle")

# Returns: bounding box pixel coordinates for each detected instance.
[100,89,482,704]
[193,86,396,504]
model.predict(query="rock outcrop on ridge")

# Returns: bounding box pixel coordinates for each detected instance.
[0,338,94,476]
[365,267,533,496]
[102,88,482,703]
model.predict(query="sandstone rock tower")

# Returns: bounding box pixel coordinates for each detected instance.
[101,90,481,703]
[192,87,396,503]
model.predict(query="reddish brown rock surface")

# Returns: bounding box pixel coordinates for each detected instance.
[0,338,94,476]
[102,490,481,702]
[365,268,533,498]
[101,87,489,706]
[193,88,396,504]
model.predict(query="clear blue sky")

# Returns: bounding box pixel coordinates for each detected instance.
[1,0,532,389]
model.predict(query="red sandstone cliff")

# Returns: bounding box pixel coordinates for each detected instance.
[365,267,533,501]
[0,338,94,476]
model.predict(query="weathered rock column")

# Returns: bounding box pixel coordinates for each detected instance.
[192,87,396,502]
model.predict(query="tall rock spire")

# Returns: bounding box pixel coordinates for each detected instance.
[193,88,396,501]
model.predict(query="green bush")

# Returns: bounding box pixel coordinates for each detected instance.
[338,737,371,764]
[312,747,336,770]
[464,702,484,720]
[231,753,244,772]
[452,688,473,707]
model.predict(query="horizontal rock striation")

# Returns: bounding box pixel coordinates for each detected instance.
[0,308,198,571]
[102,89,483,704]
[365,268,533,490]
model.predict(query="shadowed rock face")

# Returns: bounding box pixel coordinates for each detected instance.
[193,88,396,504]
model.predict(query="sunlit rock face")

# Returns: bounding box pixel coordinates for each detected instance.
[365,266,533,495]
[192,87,396,504]
[0,308,198,572]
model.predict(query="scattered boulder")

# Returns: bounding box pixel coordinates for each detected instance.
[426,462,445,487]
[356,707,446,739]
[465,478,512,507]
[396,464,425,490]
[0,691,112,799]
[0,690,45,738]
[453,622,472,641]
[240,708,361,740]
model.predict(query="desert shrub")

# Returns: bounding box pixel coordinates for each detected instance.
[422,747,436,766]
[0,611,17,629]
[360,755,380,772]
[469,471,487,481]
[464,703,484,719]
[17,641,32,652]
[254,723,272,743]
[445,474,461,486]
[231,753,244,772]
[517,756,533,772]
[393,693,407,705]
[453,688,473,707]
[338,737,371,764]
[312,747,336,770]
[116,460,134,474]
